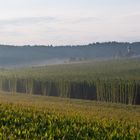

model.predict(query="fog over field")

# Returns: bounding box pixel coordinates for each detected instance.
[0,42,140,68]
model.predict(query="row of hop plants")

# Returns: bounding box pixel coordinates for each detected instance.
[0,76,140,105]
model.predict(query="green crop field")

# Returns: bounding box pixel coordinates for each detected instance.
[0,58,140,104]
[0,93,140,139]
[0,58,140,139]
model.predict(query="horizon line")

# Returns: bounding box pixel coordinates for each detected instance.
[0,41,140,47]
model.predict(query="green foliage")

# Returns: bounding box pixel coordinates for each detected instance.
[0,93,140,139]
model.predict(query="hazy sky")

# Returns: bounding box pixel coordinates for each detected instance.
[0,0,140,45]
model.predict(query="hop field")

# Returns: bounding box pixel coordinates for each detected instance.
[0,93,140,139]
[0,58,140,104]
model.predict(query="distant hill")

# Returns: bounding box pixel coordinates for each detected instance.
[0,42,140,68]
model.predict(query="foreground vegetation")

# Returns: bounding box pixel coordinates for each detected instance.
[0,93,140,139]
[0,58,140,104]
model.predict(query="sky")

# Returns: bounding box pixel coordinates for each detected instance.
[0,0,140,45]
